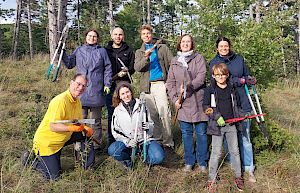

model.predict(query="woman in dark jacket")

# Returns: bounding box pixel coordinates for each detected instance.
[62,29,112,149]
[166,34,208,172]
[209,37,256,182]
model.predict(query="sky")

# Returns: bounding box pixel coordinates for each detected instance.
[1,0,16,24]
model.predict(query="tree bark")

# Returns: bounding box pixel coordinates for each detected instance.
[77,0,80,44]
[27,0,33,60]
[108,0,114,31]
[255,1,261,23]
[11,0,22,60]
[147,0,150,24]
[57,0,67,34]
[48,0,58,61]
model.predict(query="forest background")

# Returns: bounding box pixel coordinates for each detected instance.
[0,0,300,192]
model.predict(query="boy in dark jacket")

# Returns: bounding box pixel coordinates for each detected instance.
[203,63,244,192]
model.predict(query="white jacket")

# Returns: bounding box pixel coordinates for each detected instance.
[111,99,154,147]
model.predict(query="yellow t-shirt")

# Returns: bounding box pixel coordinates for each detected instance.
[33,90,83,156]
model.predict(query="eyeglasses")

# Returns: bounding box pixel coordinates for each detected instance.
[214,74,228,78]
[74,81,87,88]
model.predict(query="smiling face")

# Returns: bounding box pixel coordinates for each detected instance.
[85,31,98,45]
[140,29,152,44]
[180,35,193,52]
[217,40,230,57]
[70,75,87,99]
[119,86,132,104]
[111,27,124,46]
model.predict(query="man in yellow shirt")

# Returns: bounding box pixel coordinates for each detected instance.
[28,74,94,180]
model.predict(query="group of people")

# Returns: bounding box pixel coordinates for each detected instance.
[24,24,258,192]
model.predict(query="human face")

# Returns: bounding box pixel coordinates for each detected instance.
[70,76,87,99]
[119,87,132,104]
[180,35,193,52]
[86,31,98,45]
[111,28,124,46]
[212,70,228,86]
[217,40,230,57]
[140,29,152,44]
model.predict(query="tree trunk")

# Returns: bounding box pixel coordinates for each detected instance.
[142,0,145,24]
[255,1,261,23]
[77,0,80,44]
[147,0,150,24]
[27,0,33,60]
[108,0,114,31]
[57,0,67,34]
[249,4,253,20]
[11,0,22,60]
[297,2,300,75]
[48,0,58,61]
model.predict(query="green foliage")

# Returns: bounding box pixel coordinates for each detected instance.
[252,119,295,153]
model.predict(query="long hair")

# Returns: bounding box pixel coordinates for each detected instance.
[112,81,135,107]
[176,34,195,51]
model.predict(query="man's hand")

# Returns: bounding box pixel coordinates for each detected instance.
[117,71,127,77]
[104,86,110,94]
[84,126,93,137]
[128,139,137,148]
[217,116,226,127]
[68,124,85,132]
[144,50,152,58]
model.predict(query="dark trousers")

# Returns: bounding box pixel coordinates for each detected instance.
[33,132,95,180]
[105,84,116,145]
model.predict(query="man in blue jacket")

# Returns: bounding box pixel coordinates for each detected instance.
[62,29,112,150]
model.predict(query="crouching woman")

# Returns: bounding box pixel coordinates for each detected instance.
[108,82,165,169]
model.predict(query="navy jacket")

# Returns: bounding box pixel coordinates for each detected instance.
[105,41,135,83]
[62,44,112,107]
[203,82,243,136]
[209,52,251,113]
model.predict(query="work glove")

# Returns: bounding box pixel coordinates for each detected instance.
[217,116,226,127]
[68,124,85,132]
[84,125,93,137]
[142,122,149,131]
[246,76,257,85]
[127,139,137,148]
[104,86,110,95]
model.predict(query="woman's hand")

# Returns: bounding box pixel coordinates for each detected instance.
[175,99,182,109]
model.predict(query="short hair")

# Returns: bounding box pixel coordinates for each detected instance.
[176,34,195,51]
[139,24,153,34]
[72,73,88,82]
[112,81,135,107]
[84,29,100,38]
[216,36,231,48]
[212,63,229,75]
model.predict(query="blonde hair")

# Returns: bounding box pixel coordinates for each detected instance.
[212,63,229,75]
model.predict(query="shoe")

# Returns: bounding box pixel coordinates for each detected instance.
[195,165,207,173]
[183,164,193,172]
[234,177,244,192]
[248,171,257,183]
[21,150,30,166]
[207,180,216,193]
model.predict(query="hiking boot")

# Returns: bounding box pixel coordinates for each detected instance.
[248,171,257,183]
[234,177,244,192]
[21,150,30,166]
[183,164,193,172]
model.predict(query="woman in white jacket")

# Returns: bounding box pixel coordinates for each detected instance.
[108,82,165,169]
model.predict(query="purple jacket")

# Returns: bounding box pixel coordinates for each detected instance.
[63,44,112,107]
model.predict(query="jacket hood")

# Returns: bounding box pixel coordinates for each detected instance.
[106,41,129,52]
[216,51,237,63]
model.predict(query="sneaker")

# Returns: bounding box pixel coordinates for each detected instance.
[183,164,193,172]
[195,165,207,173]
[248,171,257,183]
[207,180,216,193]
[234,177,244,192]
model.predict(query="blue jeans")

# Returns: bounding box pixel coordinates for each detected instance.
[33,132,95,180]
[108,140,165,166]
[105,85,116,145]
[179,121,208,166]
[238,119,255,172]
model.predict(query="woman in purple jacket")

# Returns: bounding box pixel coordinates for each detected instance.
[166,34,208,172]
[62,29,112,149]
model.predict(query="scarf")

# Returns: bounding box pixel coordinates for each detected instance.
[177,50,194,68]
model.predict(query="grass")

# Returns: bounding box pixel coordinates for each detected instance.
[0,55,299,192]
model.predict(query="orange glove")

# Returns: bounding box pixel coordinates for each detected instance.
[67,124,85,132]
[84,126,93,137]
